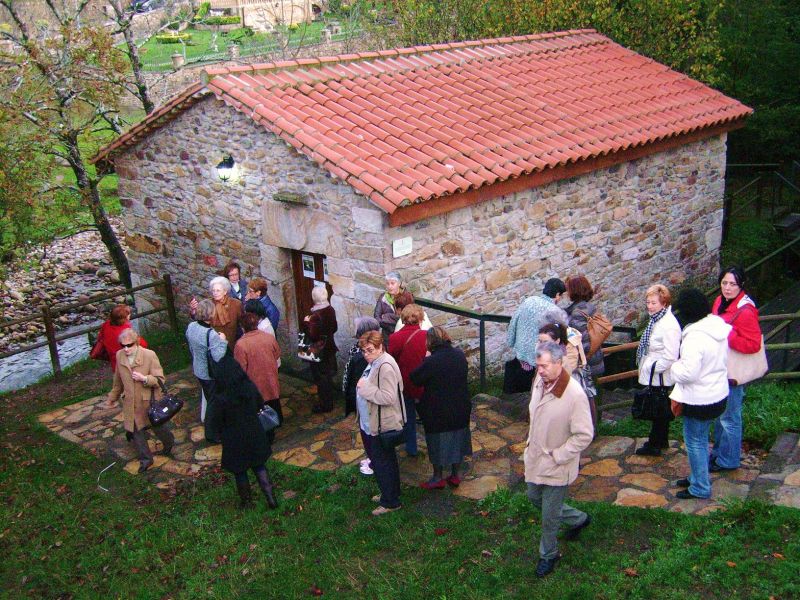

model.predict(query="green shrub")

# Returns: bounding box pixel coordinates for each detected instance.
[204,15,241,26]
[227,26,254,44]
[287,22,300,31]
[155,32,192,44]
[194,1,210,21]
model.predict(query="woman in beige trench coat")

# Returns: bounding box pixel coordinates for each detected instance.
[104,329,174,473]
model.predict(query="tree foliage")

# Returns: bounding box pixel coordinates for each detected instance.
[385,0,799,163]
[0,0,132,287]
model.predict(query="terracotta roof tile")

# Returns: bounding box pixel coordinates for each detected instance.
[96,30,751,212]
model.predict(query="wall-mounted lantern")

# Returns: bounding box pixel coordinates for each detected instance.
[215,153,237,182]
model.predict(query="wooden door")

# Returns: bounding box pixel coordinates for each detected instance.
[290,250,334,330]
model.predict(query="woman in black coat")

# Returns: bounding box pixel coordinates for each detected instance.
[207,354,278,510]
[410,326,472,490]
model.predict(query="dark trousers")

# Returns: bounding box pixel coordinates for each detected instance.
[233,464,267,485]
[402,396,418,455]
[360,429,374,466]
[198,378,220,443]
[310,359,336,410]
[369,434,401,508]
[647,416,671,448]
[131,424,174,463]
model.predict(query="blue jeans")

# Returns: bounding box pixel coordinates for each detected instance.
[712,384,744,469]
[683,416,713,498]
[402,396,418,455]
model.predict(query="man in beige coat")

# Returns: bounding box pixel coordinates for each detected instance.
[524,341,594,577]
[105,329,174,473]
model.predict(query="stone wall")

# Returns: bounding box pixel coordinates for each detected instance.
[383,134,728,370]
[115,96,727,375]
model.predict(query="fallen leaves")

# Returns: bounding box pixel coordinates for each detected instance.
[726,561,737,568]
[623,568,639,577]
[434,528,448,536]
[308,584,323,596]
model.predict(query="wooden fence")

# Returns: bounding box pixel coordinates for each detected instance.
[0,275,178,380]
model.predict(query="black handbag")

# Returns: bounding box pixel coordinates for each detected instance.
[376,365,407,451]
[257,404,281,433]
[148,380,184,427]
[502,358,535,394]
[631,364,673,421]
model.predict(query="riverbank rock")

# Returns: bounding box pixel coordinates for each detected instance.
[0,218,128,353]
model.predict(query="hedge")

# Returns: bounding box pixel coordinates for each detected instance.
[204,15,241,25]
[154,32,192,44]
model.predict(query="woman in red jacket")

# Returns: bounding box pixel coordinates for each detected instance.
[388,304,428,457]
[96,304,147,373]
[710,266,762,472]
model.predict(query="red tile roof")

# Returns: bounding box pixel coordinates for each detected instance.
[94,30,751,219]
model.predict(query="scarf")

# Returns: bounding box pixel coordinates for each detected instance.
[212,295,232,327]
[311,301,330,311]
[637,307,667,366]
[382,292,395,307]
[341,342,362,393]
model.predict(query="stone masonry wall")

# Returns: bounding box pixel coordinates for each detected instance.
[115,95,727,375]
[384,134,728,371]
[115,96,391,371]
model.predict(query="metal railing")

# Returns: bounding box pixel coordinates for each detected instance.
[0,275,178,380]
[724,162,800,240]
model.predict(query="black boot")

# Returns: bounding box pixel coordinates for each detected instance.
[236,481,253,509]
[256,468,278,509]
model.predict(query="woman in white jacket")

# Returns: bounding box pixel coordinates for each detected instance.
[635,285,682,456]
[667,289,731,500]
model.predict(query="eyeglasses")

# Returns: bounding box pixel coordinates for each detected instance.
[120,342,137,348]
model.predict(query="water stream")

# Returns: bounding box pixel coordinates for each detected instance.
[0,321,102,393]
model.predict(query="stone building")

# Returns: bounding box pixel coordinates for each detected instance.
[211,0,313,31]
[93,29,751,372]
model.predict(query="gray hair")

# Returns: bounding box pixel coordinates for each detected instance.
[535,340,564,362]
[311,286,328,303]
[118,328,139,344]
[386,271,402,284]
[209,276,231,293]
[543,307,568,329]
[354,316,380,338]
[195,299,215,322]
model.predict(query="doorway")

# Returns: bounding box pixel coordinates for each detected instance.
[290,250,334,330]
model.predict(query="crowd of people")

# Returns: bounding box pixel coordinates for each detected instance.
[96,261,764,577]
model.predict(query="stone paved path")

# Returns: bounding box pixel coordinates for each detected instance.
[37,370,800,512]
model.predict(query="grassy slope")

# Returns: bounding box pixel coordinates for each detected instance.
[1,333,799,599]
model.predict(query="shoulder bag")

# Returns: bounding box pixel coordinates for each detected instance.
[376,364,407,451]
[257,404,281,433]
[726,309,769,386]
[631,364,673,421]
[148,380,184,427]
[578,309,613,357]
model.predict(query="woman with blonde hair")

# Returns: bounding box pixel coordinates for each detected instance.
[303,286,338,413]
[635,284,681,456]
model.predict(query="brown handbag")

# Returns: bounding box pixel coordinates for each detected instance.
[578,310,612,357]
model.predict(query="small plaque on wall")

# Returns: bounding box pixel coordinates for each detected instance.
[392,237,413,258]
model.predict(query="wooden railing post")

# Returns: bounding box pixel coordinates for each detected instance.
[41,305,62,379]
[163,273,179,335]
[479,319,486,391]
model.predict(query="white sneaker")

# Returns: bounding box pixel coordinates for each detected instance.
[360,464,374,475]
[359,459,370,467]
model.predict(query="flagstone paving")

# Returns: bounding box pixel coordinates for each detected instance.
[37,370,800,513]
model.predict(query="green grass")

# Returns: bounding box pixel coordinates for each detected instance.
[598,380,800,449]
[1,335,799,598]
[135,21,338,71]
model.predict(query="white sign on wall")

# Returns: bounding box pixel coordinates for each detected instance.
[392,236,413,258]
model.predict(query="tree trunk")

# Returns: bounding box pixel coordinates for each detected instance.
[110,0,155,114]
[65,136,133,289]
